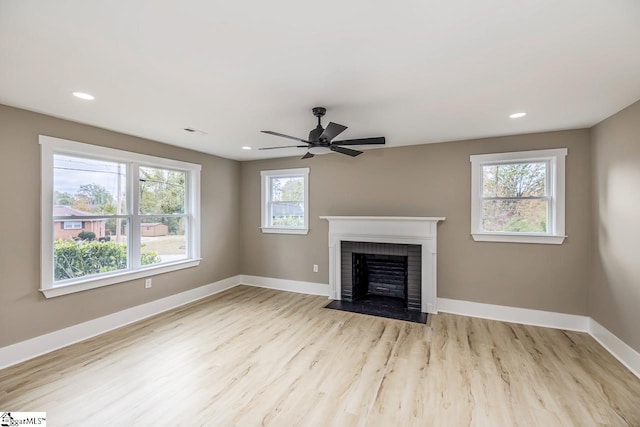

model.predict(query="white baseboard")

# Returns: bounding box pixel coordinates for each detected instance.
[240,275,329,297]
[0,275,242,370]
[3,278,639,382]
[589,318,640,379]
[437,297,640,379]
[436,298,590,332]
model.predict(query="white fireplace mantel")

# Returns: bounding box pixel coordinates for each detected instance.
[320,216,445,314]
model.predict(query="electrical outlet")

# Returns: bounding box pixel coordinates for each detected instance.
[145,278,152,288]
[313,264,318,273]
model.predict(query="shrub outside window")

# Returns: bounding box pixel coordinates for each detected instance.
[470,148,567,244]
[41,135,201,298]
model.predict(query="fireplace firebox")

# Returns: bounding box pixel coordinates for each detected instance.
[325,241,425,323]
[352,253,408,302]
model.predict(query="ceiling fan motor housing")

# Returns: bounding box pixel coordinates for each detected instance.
[309,126,329,144]
[309,107,328,143]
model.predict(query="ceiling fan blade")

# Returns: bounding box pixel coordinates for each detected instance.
[319,122,347,142]
[330,145,363,157]
[261,131,310,143]
[332,137,385,146]
[259,145,309,150]
[301,152,314,159]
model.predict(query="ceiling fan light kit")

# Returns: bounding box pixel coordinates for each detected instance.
[308,146,331,155]
[260,107,386,159]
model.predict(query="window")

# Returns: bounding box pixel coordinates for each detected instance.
[470,148,567,244]
[63,221,83,230]
[261,168,309,234]
[40,135,201,298]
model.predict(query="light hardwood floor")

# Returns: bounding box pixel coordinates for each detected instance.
[1,285,639,426]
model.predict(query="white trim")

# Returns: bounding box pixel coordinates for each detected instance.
[260,168,310,234]
[436,298,640,379]
[436,298,589,332]
[320,216,446,222]
[41,138,54,295]
[469,148,568,164]
[188,167,202,260]
[40,134,202,296]
[41,259,202,298]
[471,233,566,244]
[589,318,640,379]
[240,274,329,297]
[260,168,310,178]
[260,227,309,235]
[0,275,241,370]
[40,134,203,171]
[470,148,567,244]
[130,163,142,269]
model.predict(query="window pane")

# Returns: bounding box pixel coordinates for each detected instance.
[140,217,187,265]
[54,219,128,281]
[482,199,548,232]
[53,154,126,216]
[270,176,304,202]
[270,202,304,227]
[139,167,185,214]
[482,162,546,197]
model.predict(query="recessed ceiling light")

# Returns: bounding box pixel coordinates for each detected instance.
[72,92,95,100]
[509,112,527,119]
[242,146,252,150]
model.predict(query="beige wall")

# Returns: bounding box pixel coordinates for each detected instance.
[0,102,606,349]
[240,130,592,315]
[0,104,241,347]
[590,99,640,353]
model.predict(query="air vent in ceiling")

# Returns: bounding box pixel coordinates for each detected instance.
[183,127,208,135]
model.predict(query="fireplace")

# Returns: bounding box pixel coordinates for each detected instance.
[341,241,422,311]
[321,216,445,314]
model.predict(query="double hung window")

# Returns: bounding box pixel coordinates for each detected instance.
[41,135,201,297]
[470,148,567,244]
[260,168,309,234]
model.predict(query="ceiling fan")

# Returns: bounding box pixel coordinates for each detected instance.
[259,107,385,159]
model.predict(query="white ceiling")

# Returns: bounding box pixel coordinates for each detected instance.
[1,1,639,161]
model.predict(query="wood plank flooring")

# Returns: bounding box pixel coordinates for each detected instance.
[1,285,639,426]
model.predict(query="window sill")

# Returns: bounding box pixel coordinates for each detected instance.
[471,233,566,245]
[40,258,202,298]
[261,227,309,235]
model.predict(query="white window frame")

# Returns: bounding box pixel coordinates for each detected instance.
[260,168,310,235]
[40,135,201,298]
[62,221,83,230]
[470,148,567,244]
